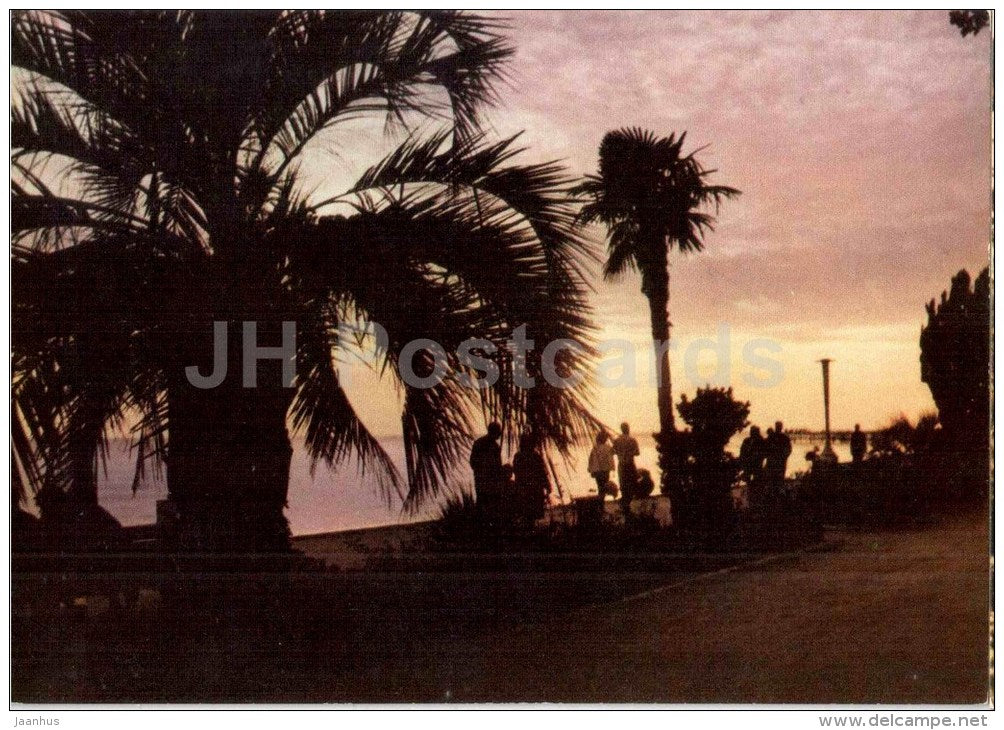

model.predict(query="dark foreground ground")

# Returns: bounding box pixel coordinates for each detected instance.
[454,512,990,703]
[12,509,989,704]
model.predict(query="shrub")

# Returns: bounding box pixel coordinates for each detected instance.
[677,386,750,463]
[674,387,749,525]
[870,412,939,457]
[434,486,478,541]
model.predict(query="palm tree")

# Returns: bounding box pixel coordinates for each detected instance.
[12,10,600,552]
[576,128,739,502]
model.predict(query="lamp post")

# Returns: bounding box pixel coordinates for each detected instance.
[818,358,837,462]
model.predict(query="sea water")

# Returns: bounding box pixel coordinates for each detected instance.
[94,434,850,535]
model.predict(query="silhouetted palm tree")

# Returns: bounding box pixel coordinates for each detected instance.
[576,128,738,501]
[12,10,600,551]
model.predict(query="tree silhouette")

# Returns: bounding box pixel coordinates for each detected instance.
[677,386,750,464]
[869,413,939,458]
[949,10,990,37]
[12,11,601,552]
[919,268,990,449]
[675,386,749,525]
[575,128,739,508]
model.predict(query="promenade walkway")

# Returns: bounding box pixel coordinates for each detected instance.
[454,513,990,704]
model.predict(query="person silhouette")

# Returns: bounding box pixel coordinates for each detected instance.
[612,422,640,513]
[512,432,552,526]
[850,424,867,464]
[739,426,765,482]
[470,422,503,528]
[739,425,766,504]
[765,421,792,496]
[587,431,615,496]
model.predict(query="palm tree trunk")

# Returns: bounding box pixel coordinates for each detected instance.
[166,318,294,553]
[649,293,675,438]
[644,255,681,507]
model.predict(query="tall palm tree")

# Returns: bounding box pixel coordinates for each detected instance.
[12,10,600,552]
[576,128,739,500]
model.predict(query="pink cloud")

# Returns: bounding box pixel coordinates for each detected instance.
[486,10,991,424]
[489,10,989,320]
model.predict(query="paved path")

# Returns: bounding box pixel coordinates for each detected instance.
[454,513,990,704]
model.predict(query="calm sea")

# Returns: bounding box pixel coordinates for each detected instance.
[96,434,851,535]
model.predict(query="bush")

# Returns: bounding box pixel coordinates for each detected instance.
[435,486,478,541]
[870,412,939,457]
[798,409,986,526]
[677,386,750,462]
[674,387,749,524]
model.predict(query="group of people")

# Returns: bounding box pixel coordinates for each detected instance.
[469,421,656,529]
[738,421,793,504]
[469,423,552,531]
[587,422,654,513]
[471,417,858,525]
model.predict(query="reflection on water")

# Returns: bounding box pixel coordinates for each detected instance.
[98,434,852,535]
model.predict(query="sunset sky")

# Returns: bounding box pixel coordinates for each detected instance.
[323,10,992,438]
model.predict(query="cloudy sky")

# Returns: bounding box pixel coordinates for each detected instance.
[342,10,992,436]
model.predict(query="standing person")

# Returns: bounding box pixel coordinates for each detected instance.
[850,424,867,464]
[738,426,766,482]
[738,425,766,505]
[470,422,503,529]
[765,421,792,495]
[587,432,615,497]
[612,422,640,513]
[512,433,552,526]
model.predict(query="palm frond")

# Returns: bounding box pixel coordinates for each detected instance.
[12,10,598,534]
[601,221,640,280]
[578,127,741,265]
[252,10,512,185]
[12,230,191,501]
[290,302,404,504]
[399,378,476,510]
[286,183,599,505]
[348,131,600,282]
[11,361,64,510]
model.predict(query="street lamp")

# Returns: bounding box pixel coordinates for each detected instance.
[818,358,837,463]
